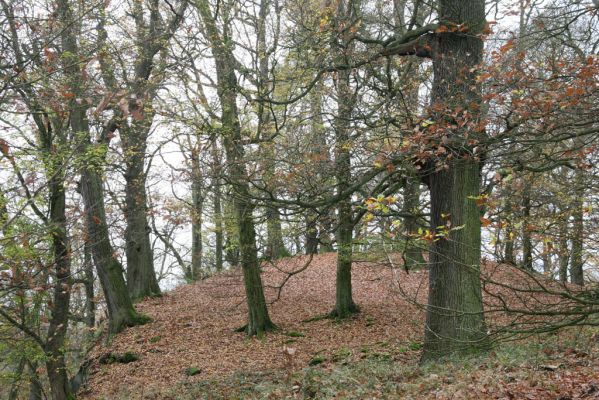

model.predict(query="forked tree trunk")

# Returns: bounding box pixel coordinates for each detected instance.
[196,0,274,335]
[422,0,489,360]
[123,127,161,300]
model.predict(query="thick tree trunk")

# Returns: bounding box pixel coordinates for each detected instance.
[422,0,488,360]
[570,170,584,285]
[123,126,161,300]
[424,159,488,359]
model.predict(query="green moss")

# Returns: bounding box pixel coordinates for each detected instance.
[185,367,202,376]
[309,355,327,366]
[284,331,306,337]
[99,351,139,364]
[149,335,162,343]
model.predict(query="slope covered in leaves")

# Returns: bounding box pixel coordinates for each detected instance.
[80,253,599,399]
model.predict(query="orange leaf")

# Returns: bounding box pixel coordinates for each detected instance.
[480,217,491,227]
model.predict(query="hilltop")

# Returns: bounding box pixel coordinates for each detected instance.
[79,253,599,399]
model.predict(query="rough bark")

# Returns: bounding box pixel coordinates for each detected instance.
[196,0,274,335]
[421,0,489,360]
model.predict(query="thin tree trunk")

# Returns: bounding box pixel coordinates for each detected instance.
[558,216,569,283]
[83,236,96,328]
[190,148,204,280]
[570,169,584,285]
[305,211,319,254]
[212,143,224,271]
[521,183,533,271]
[422,0,488,360]
[27,361,43,400]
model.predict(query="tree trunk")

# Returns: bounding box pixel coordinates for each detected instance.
[190,149,204,280]
[332,69,357,318]
[81,169,146,333]
[212,143,224,271]
[305,211,319,254]
[196,0,274,335]
[57,0,143,334]
[44,156,72,400]
[422,0,488,360]
[224,198,240,267]
[27,361,43,400]
[570,170,584,285]
[123,129,161,300]
[83,236,96,328]
[330,0,359,318]
[558,216,569,283]
[521,183,533,271]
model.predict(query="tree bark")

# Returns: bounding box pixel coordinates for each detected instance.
[123,125,161,300]
[44,143,72,400]
[190,148,204,281]
[570,169,584,285]
[57,0,144,334]
[331,0,359,318]
[558,216,569,283]
[212,143,224,271]
[422,0,489,360]
[521,183,533,271]
[196,0,274,335]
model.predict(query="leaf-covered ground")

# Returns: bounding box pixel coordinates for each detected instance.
[79,253,599,399]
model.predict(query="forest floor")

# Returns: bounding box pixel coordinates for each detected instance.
[80,253,599,399]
